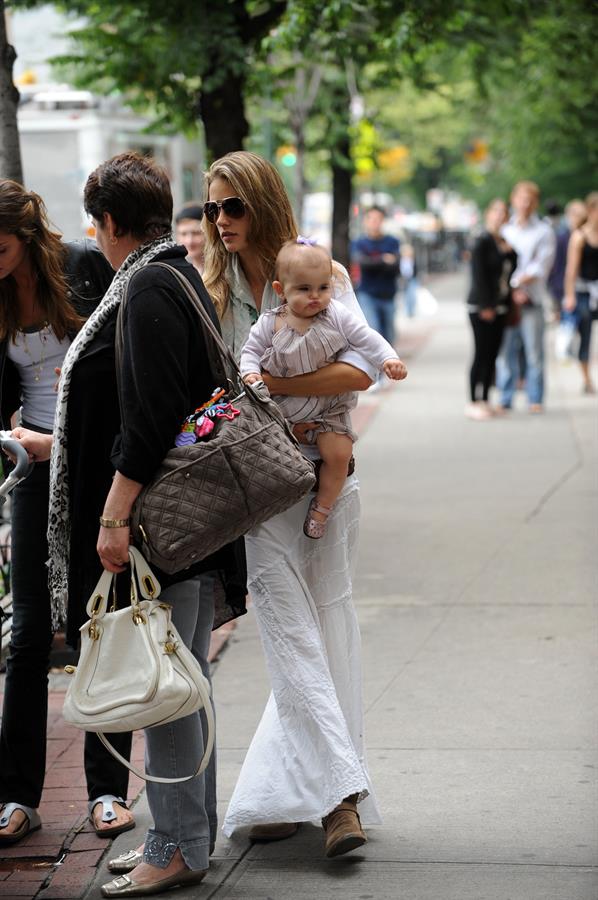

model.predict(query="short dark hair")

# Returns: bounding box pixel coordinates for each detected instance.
[175,203,203,224]
[544,199,562,217]
[84,152,173,241]
[365,205,386,217]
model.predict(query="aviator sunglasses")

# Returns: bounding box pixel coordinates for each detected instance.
[203,196,246,223]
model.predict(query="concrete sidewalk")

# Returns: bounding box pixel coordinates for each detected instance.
[5,271,598,899]
[91,273,597,899]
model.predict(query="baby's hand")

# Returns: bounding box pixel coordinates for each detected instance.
[383,358,408,381]
[243,373,262,385]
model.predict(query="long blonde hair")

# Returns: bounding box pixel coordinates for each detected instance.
[203,151,298,318]
[0,180,82,342]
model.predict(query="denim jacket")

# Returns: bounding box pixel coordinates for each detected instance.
[0,239,113,429]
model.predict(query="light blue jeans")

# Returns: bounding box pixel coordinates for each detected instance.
[404,277,419,317]
[142,573,216,872]
[357,290,396,347]
[496,305,545,407]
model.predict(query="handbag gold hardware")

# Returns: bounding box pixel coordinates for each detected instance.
[64,665,76,674]
[142,574,157,597]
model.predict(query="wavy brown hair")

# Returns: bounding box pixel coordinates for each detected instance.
[0,180,82,342]
[202,151,298,318]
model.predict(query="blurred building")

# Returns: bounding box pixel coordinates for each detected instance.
[18,86,204,239]
[9,6,204,240]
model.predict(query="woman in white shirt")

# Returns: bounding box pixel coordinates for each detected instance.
[0,180,134,845]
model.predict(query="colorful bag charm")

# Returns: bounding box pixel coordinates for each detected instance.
[175,388,240,447]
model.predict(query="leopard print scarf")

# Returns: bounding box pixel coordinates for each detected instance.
[47,234,176,631]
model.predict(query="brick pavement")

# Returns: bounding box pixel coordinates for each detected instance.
[0,313,434,900]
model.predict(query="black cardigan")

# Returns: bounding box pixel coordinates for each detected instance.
[467,232,517,311]
[65,246,246,646]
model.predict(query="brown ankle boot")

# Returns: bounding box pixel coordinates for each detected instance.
[322,795,366,858]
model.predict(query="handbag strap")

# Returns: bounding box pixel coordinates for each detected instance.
[114,262,236,398]
[148,262,243,390]
[97,669,215,784]
[114,260,299,442]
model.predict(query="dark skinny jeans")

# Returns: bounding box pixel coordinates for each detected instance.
[468,312,507,403]
[0,459,132,809]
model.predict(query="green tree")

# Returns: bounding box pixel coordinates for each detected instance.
[257,0,456,262]
[10,0,287,160]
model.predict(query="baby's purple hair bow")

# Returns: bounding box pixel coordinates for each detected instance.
[296,235,318,246]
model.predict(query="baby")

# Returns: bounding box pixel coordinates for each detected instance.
[240,238,407,539]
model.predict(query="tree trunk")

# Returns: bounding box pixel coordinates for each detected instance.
[294,131,306,231]
[330,83,353,267]
[0,3,23,184]
[199,71,249,163]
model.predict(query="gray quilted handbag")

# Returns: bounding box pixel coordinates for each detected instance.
[116,263,315,574]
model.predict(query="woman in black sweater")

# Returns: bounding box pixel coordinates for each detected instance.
[466,199,517,419]
[14,153,246,897]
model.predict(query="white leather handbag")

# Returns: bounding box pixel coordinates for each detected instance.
[63,546,214,784]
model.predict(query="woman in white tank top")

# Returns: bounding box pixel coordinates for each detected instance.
[0,180,133,846]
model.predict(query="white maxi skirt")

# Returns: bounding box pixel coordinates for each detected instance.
[223,476,381,836]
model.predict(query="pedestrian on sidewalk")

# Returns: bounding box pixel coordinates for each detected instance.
[563,191,598,394]
[174,202,205,275]
[203,150,383,858]
[495,181,556,413]
[240,238,406,538]
[400,242,419,318]
[11,153,247,897]
[549,199,587,361]
[465,198,517,420]
[0,180,137,846]
[351,206,400,349]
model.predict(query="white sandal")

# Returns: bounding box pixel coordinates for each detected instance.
[0,803,41,845]
[89,795,135,838]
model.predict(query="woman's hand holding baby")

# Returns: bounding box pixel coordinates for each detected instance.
[383,358,408,381]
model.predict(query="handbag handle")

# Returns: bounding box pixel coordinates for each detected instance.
[85,547,161,618]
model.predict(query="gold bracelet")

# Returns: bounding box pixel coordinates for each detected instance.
[99,516,130,528]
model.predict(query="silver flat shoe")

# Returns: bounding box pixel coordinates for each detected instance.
[108,841,215,874]
[101,868,207,897]
[108,849,144,874]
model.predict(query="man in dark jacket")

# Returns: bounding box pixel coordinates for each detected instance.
[351,206,400,348]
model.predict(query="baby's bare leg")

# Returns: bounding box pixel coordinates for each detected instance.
[312,432,354,524]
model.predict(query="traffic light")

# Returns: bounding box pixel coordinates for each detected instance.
[276,145,297,167]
